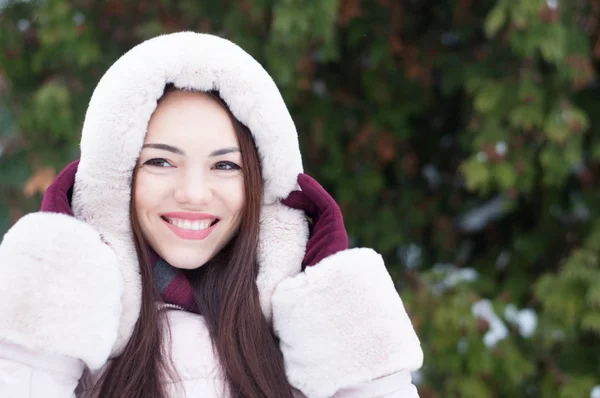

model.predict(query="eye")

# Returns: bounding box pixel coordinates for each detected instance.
[143,158,173,168]
[214,161,241,171]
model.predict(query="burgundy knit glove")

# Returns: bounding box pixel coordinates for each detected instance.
[282,174,349,267]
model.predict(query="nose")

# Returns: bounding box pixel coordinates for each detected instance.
[173,168,213,206]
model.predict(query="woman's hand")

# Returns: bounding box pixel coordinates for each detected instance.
[281,173,348,267]
[0,212,123,371]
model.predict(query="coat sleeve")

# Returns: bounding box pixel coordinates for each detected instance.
[332,371,419,398]
[272,247,423,398]
[0,340,84,398]
[0,212,123,397]
[292,371,419,398]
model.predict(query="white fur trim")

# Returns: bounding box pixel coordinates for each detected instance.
[77,32,301,204]
[272,248,423,398]
[257,202,309,321]
[0,212,122,370]
[72,32,304,353]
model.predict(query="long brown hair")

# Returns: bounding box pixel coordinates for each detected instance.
[95,88,294,397]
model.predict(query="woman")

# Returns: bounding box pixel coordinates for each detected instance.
[0,32,422,397]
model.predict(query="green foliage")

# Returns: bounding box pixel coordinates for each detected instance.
[1,0,600,396]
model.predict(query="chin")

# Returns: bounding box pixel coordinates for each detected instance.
[162,248,214,270]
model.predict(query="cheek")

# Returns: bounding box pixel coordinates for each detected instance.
[134,172,169,212]
[223,178,245,218]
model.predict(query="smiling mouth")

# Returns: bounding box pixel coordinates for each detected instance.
[161,216,219,231]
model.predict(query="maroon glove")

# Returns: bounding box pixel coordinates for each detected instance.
[40,159,79,216]
[282,174,349,267]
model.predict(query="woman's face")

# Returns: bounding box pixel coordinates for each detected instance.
[134,90,245,269]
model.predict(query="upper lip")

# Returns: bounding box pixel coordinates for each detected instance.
[161,212,218,221]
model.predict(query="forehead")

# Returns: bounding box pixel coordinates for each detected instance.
[144,90,239,150]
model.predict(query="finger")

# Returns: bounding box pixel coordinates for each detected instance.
[281,191,307,208]
[281,191,319,215]
[296,174,337,214]
[296,173,323,192]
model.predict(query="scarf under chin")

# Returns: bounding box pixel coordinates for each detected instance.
[149,248,198,312]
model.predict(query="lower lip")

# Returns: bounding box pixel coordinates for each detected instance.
[161,218,218,240]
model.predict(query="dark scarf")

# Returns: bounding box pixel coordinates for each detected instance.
[149,248,197,311]
[41,160,197,312]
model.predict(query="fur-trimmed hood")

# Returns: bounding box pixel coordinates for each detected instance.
[71,32,309,356]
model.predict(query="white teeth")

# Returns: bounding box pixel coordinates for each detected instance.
[166,217,215,231]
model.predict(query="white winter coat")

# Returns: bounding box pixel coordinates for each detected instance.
[0,32,423,397]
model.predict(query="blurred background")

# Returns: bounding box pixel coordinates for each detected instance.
[1,0,599,397]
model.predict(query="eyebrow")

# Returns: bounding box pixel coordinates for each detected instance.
[209,147,240,157]
[142,143,239,157]
[142,143,184,155]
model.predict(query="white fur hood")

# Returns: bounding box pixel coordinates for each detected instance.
[71,32,309,356]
